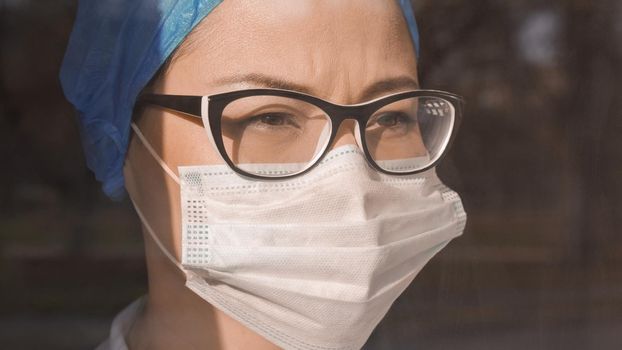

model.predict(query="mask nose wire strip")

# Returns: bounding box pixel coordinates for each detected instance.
[130,122,180,184]
[131,198,185,271]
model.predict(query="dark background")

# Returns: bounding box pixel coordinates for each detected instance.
[1,0,621,349]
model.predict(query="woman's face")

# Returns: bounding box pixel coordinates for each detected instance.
[125,0,419,256]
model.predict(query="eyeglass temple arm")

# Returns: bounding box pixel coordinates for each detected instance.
[138,94,203,119]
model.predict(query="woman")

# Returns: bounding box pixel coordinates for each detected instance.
[60,0,466,349]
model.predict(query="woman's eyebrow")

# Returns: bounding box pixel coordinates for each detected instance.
[359,76,420,101]
[216,73,315,95]
[215,73,420,101]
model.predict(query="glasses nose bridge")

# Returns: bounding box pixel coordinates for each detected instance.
[328,104,368,130]
[327,105,368,151]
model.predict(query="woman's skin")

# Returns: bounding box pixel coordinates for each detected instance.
[123,0,419,349]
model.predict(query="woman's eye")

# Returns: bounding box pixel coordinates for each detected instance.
[259,114,286,126]
[249,113,299,128]
[375,112,411,127]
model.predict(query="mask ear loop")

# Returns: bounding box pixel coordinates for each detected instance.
[132,201,185,271]
[128,122,185,271]
[130,122,180,184]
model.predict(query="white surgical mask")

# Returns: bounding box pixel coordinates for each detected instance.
[130,122,466,350]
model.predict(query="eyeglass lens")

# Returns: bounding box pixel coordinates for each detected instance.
[219,95,455,177]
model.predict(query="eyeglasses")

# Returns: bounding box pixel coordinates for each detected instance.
[137,88,464,179]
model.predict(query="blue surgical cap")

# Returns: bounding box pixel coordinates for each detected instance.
[60,0,421,200]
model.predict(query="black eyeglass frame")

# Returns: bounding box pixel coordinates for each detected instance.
[137,88,464,180]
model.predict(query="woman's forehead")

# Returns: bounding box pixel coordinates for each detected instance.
[165,0,418,103]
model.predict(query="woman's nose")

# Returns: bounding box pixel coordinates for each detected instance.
[330,119,361,150]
